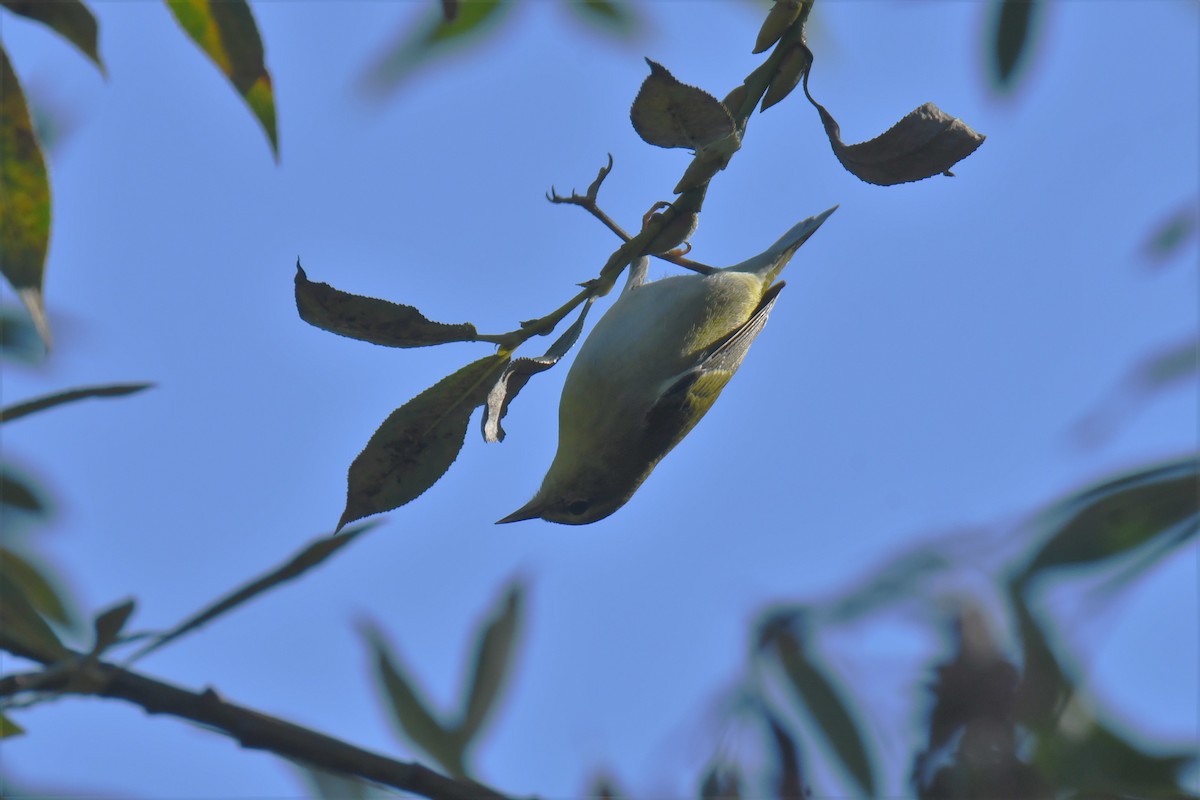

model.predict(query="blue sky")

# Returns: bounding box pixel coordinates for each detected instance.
[2,1,1197,797]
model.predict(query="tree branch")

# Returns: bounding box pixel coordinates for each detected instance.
[0,650,518,800]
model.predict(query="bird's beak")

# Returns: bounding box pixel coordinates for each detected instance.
[731,205,838,280]
[496,499,545,525]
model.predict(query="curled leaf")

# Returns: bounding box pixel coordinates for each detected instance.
[483,297,595,442]
[0,46,52,346]
[753,0,811,55]
[988,0,1044,93]
[340,354,510,530]
[164,0,278,159]
[761,42,812,112]
[1,0,104,74]
[630,59,737,151]
[295,263,483,347]
[0,382,153,424]
[801,50,984,186]
[457,581,523,744]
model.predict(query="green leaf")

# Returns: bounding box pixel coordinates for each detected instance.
[770,625,875,797]
[163,0,278,159]
[0,564,70,661]
[0,710,25,738]
[988,0,1043,92]
[295,263,483,348]
[1019,456,1199,581]
[0,466,49,517]
[362,621,464,777]
[456,581,522,746]
[1,0,105,74]
[0,46,52,347]
[129,524,374,662]
[1142,202,1199,267]
[0,382,153,424]
[361,0,510,97]
[564,0,641,39]
[0,547,76,629]
[90,598,135,656]
[1008,587,1072,731]
[339,354,510,531]
[761,707,806,800]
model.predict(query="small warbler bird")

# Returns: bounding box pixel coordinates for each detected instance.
[499,206,837,525]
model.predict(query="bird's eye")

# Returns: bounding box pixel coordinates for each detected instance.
[567,499,591,516]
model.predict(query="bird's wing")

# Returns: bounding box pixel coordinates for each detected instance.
[643,281,785,444]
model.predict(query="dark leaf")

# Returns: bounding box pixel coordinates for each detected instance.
[164,0,278,159]
[0,566,70,661]
[801,51,984,186]
[771,626,876,797]
[0,547,75,629]
[762,709,806,800]
[630,59,737,151]
[698,762,741,799]
[362,621,464,777]
[761,42,812,112]
[565,0,641,39]
[0,710,25,738]
[482,296,595,442]
[456,581,522,745]
[439,0,459,23]
[295,263,482,348]
[1136,338,1200,390]
[0,46,52,346]
[1019,456,1199,580]
[0,304,45,364]
[0,383,153,424]
[0,467,48,516]
[753,0,811,55]
[340,354,510,530]
[361,0,509,97]
[130,524,374,662]
[1142,201,1199,267]
[989,0,1043,92]
[1,0,104,73]
[587,772,625,800]
[1007,587,1071,731]
[90,598,135,656]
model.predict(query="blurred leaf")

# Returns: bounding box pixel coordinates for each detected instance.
[565,0,641,39]
[339,354,510,531]
[1136,338,1200,390]
[164,0,278,159]
[362,621,464,777]
[295,264,483,348]
[753,0,811,54]
[89,598,135,657]
[1,0,105,74]
[0,305,45,364]
[1019,456,1199,581]
[439,0,460,23]
[801,47,984,186]
[361,0,510,97]
[0,710,25,738]
[482,296,595,442]
[0,565,70,661]
[698,762,742,799]
[130,524,375,662]
[0,547,75,629]
[0,383,153,424]
[771,626,875,797]
[630,59,737,151]
[0,46,52,347]
[762,708,806,800]
[586,771,625,799]
[1142,201,1199,267]
[826,547,951,623]
[761,42,811,112]
[988,0,1043,92]
[1008,587,1072,732]
[0,466,49,517]
[456,581,522,745]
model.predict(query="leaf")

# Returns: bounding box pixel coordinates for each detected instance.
[456,581,522,745]
[1,0,105,74]
[1142,202,1199,267]
[362,621,464,777]
[339,354,510,531]
[482,296,595,442]
[762,709,806,800]
[163,0,278,159]
[0,46,52,347]
[1007,586,1072,732]
[801,49,985,186]
[565,0,641,39]
[295,264,483,348]
[0,382,153,424]
[698,762,741,799]
[360,0,510,97]
[129,524,374,662]
[770,626,876,797]
[0,710,25,738]
[630,59,737,152]
[0,466,48,516]
[1019,456,1199,581]
[988,0,1043,92]
[296,765,380,799]
[0,547,76,629]
[90,598,135,656]
[0,304,45,364]
[753,0,811,55]
[761,41,812,112]
[0,565,70,661]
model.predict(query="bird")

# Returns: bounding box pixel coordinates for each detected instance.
[498,205,837,525]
